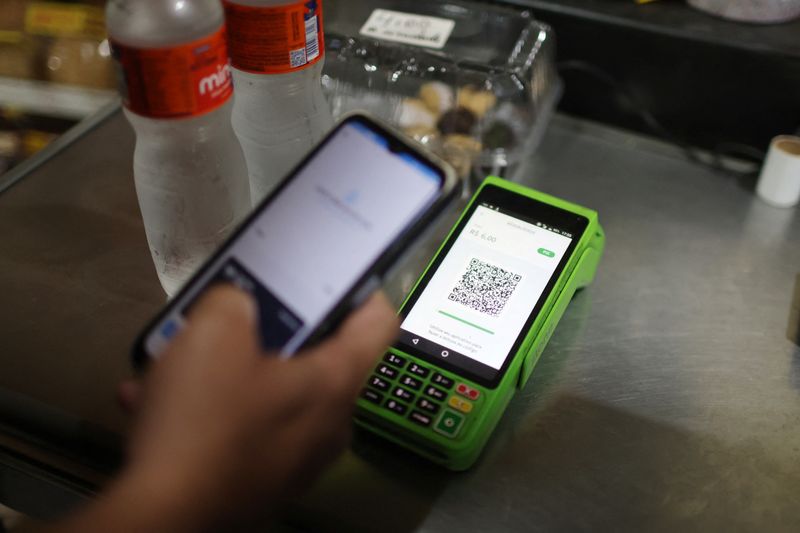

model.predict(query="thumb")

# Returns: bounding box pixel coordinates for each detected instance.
[166,284,260,366]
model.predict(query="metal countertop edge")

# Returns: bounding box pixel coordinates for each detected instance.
[0,99,122,196]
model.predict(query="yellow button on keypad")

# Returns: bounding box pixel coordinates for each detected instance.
[448,395,473,414]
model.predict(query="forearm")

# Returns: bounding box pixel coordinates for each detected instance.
[46,465,214,533]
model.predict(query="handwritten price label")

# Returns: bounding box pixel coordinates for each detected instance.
[359,9,455,49]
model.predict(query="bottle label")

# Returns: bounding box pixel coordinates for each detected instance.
[110,26,233,119]
[222,0,324,74]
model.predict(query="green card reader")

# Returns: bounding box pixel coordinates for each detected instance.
[355,176,605,470]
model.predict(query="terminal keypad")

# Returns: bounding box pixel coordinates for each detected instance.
[360,353,477,439]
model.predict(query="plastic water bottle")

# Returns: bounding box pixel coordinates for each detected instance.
[106,0,251,296]
[222,0,334,203]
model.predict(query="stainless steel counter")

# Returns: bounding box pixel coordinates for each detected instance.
[1,110,799,531]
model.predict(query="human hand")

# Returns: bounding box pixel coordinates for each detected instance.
[65,286,398,533]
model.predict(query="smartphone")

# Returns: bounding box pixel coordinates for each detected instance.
[132,113,458,368]
[354,176,605,470]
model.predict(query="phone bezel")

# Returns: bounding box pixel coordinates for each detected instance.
[393,183,589,389]
[131,113,457,370]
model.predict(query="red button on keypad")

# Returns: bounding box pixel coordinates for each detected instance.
[456,383,480,400]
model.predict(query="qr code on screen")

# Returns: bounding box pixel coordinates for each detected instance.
[289,47,307,68]
[448,258,522,317]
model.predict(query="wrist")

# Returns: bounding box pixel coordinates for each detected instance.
[114,460,217,533]
[56,462,218,533]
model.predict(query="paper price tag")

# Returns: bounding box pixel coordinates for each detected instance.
[359,9,454,50]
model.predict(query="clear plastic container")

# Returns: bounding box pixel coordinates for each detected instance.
[322,0,561,191]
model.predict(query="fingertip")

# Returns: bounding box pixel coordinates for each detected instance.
[346,291,400,344]
[163,284,260,365]
[189,284,257,327]
[321,290,400,381]
[257,291,399,399]
[364,291,399,322]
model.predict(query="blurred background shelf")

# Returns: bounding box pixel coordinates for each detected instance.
[0,0,113,174]
[0,76,115,120]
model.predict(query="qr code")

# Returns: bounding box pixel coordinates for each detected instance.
[448,258,521,317]
[289,47,307,68]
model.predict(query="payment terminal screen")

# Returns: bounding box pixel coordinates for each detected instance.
[144,120,443,358]
[399,201,576,383]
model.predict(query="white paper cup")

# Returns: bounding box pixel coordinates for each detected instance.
[756,135,800,208]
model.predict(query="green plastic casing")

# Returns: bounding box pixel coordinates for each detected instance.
[354,176,605,470]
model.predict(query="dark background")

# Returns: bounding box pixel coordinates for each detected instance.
[504,0,800,155]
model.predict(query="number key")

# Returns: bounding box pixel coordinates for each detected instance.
[384,353,406,368]
[407,363,430,378]
[399,374,422,390]
[376,364,398,379]
[393,386,415,402]
[424,385,447,401]
[368,375,390,391]
[385,399,407,415]
[432,372,454,389]
[416,398,440,414]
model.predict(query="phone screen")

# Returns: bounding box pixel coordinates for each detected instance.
[142,118,445,360]
[396,185,588,387]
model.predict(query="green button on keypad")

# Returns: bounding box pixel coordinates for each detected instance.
[434,409,464,438]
